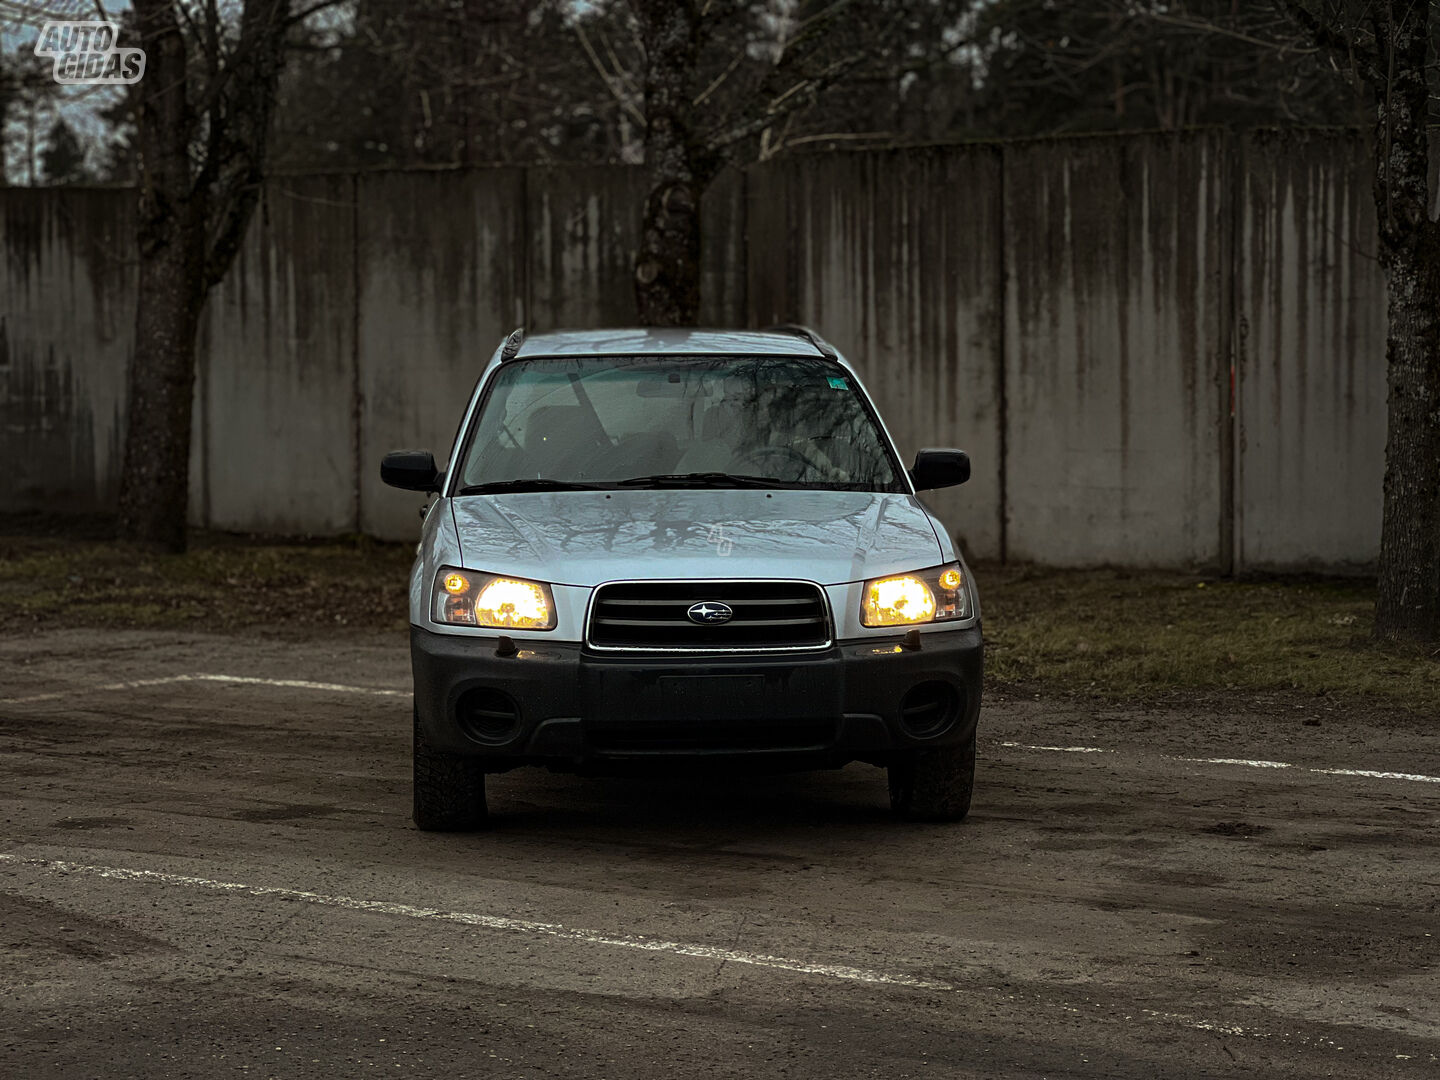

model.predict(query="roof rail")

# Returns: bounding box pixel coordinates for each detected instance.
[764,324,837,360]
[500,327,525,361]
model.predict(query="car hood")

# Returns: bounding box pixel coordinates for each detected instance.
[449,489,944,587]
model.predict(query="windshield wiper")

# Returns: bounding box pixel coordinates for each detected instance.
[457,478,604,495]
[616,472,789,489]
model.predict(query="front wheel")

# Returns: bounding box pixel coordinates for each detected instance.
[888,735,976,822]
[413,707,488,831]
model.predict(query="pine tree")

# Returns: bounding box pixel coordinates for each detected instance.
[39,119,87,185]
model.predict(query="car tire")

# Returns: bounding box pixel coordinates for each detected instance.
[888,734,975,822]
[413,706,488,831]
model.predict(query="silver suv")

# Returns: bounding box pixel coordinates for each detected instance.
[382,327,982,829]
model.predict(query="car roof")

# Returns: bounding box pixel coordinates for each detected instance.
[511,327,835,360]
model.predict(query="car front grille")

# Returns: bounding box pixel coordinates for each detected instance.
[586,580,831,653]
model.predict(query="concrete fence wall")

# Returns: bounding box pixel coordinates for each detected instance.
[1000,136,1230,568]
[0,131,1392,569]
[1235,134,1389,572]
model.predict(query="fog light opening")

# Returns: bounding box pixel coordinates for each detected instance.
[898,681,960,740]
[456,687,521,745]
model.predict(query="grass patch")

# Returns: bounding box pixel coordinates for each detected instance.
[0,522,413,635]
[981,564,1440,714]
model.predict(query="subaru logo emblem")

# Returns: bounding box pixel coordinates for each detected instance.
[686,601,733,625]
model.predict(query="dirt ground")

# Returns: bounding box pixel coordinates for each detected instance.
[1,626,1437,1079]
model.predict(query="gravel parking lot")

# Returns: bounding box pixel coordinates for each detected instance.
[2,628,1437,1078]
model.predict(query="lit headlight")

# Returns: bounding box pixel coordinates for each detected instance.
[432,568,556,630]
[861,563,969,627]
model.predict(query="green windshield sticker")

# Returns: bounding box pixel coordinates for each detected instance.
[827,376,849,390]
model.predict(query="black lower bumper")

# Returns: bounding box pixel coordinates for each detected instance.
[410,624,982,769]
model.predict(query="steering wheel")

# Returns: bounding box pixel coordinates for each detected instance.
[736,444,818,478]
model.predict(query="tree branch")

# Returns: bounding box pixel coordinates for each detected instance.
[200,0,293,290]
[696,0,886,157]
[701,50,868,155]
[575,20,646,128]
[285,0,347,28]
[692,50,743,107]
[1274,0,1380,83]
[1145,11,1317,55]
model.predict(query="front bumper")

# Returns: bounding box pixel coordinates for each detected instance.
[411,624,983,769]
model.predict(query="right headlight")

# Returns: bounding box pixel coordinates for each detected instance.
[431,567,557,630]
[860,562,969,627]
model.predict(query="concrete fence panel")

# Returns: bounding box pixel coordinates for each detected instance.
[527,166,648,330]
[700,168,748,328]
[1002,134,1229,568]
[1235,132,1388,571]
[1,189,135,511]
[200,175,358,535]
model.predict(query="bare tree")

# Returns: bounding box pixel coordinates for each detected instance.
[39,116,87,183]
[2,48,61,185]
[963,0,1363,135]
[119,0,307,550]
[1274,1,1440,645]
[603,0,946,326]
[267,0,623,172]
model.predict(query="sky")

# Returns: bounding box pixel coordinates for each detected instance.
[3,1,134,182]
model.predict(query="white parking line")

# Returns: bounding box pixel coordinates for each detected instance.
[1009,744,1440,786]
[1001,742,1111,754]
[0,673,407,706]
[0,674,200,705]
[1313,768,1440,784]
[1179,757,1293,769]
[0,853,951,992]
[189,673,407,697]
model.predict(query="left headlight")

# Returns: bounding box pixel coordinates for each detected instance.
[432,567,557,630]
[860,562,969,627]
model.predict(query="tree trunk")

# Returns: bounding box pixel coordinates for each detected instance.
[636,173,706,327]
[1375,229,1440,642]
[633,0,709,327]
[117,2,206,551]
[118,232,205,551]
[117,0,289,551]
[1369,1,1440,644]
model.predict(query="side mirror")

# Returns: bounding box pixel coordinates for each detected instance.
[909,449,970,491]
[381,450,441,492]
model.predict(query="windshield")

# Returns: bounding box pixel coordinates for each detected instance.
[454,354,906,493]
